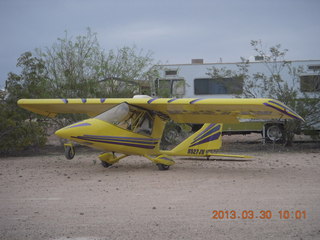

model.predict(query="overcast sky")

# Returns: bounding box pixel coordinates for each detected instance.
[1,0,319,89]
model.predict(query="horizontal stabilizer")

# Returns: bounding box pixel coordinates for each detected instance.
[207,153,253,159]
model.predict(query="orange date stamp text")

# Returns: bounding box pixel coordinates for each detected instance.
[211,210,307,220]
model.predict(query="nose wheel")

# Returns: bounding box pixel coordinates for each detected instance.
[64,143,75,160]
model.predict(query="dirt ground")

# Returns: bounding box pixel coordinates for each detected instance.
[0,134,320,240]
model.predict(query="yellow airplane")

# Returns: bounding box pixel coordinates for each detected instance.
[18,97,304,170]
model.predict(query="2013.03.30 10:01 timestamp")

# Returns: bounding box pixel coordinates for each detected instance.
[211,210,307,220]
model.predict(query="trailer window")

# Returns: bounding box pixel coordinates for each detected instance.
[165,70,178,76]
[194,77,243,95]
[300,75,320,92]
[308,65,320,71]
[155,79,185,97]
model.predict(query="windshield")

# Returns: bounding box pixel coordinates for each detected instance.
[95,103,130,124]
[94,103,153,136]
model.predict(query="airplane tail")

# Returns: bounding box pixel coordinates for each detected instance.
[164,123,223,157]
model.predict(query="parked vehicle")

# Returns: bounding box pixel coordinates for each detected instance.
[152,58,320,142]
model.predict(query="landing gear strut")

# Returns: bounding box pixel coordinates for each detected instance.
[64,143,75,160]
[99,153,128,168]
[144,155,175,171]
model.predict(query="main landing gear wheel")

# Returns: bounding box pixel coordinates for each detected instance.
[64,145,75,160]
[101,161,112,168]
[157,164,170,171]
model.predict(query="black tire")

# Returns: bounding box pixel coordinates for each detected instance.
[64,146,75,160]
[157,164,170,171]
[264,124,284,143]
[101,161,112,168]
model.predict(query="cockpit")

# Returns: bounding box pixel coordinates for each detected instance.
[95,103,153,136]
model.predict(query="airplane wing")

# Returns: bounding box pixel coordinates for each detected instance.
[17,97,304,124]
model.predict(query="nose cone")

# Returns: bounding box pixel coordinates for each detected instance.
[55,128,69,139]
[55,122,92,139]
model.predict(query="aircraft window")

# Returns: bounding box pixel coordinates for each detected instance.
[135,114,153,135]
[94,103,153,136]
[95,103,130,124]
[119,110,153,136]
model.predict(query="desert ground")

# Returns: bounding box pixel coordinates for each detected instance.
[0,134,320,240]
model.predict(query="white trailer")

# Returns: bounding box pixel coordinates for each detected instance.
[153,58,320,142]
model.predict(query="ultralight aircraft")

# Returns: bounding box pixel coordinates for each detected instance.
[18,96,304,170]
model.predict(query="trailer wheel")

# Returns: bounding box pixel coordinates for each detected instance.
[264,124,284,142]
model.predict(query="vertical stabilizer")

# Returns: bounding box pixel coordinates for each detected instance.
[164,123,223,156]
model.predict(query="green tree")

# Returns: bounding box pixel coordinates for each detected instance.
[1,52,48,155]
[35,29,158,126]
[0,101,46,155]
[98,45,157,97]
[37,28,158,98]
[36,28,102,98]
[2,29,159,153]
[6,52,51,102]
